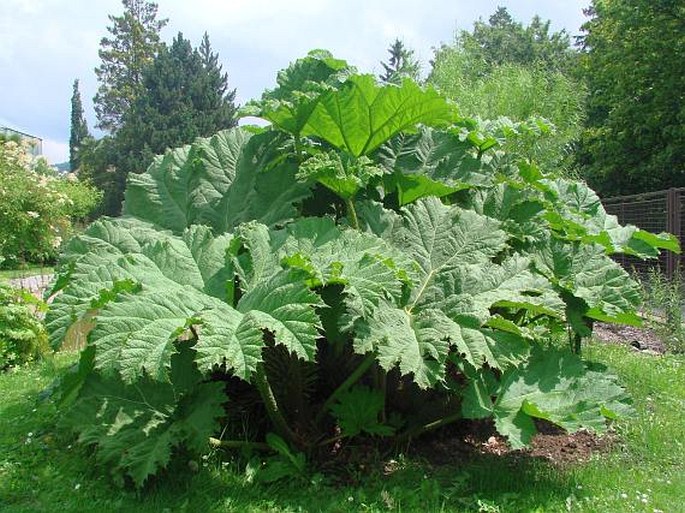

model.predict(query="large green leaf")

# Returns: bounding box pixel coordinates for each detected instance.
[92,289,207,381]
[245,50,352,136]
[355,302,451,388]
[217,131,311,229]
[531,237,642,325]
[355,199,563,385]
[62,347,225,488]
[47,218,324,383]
[124,128,312,234]
[378,128,494,205]
[46,218,234,349]
[297,151,386,200]
[493,348,633,448]
[301,75,457,157]
[230,218,409,333]
[236,270,324,362]
[124,129,247,233]
[542,178,679,257]
[393,197,508,309]
[468,183,547,243]
[440,257,566,323]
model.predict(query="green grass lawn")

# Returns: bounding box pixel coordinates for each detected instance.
[0,343,683,513]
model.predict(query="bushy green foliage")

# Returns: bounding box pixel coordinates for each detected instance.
[428,44,585,172]
[0,141,101,267]
[639,268,685,353]
[47,50,677,488]
[428,7,585,173]
[458,7,576,72]
[0,284,48,370]
[578,0,685,195]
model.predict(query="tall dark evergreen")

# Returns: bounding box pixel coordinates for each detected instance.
[380,39,420,84]
[197,32,238,129]
[69,79,90,171]
[105,32,239,214]
[93,0,168,132]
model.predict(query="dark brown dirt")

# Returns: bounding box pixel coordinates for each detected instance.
[593,321,667,354]
[408,419,612,469]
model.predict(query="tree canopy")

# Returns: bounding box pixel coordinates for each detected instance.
[93,0,168,132]
[458,6,575,72]
[577,0,685,196]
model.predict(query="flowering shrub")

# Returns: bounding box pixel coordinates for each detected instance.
[0,140,101,268]
[0,284,48,370]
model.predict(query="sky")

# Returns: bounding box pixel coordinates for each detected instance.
[0,0,591,164]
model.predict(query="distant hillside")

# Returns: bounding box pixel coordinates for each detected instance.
[53,162,71,173]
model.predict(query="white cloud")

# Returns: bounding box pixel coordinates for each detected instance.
[41,138,69,164]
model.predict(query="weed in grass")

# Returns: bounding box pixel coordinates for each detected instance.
[638,267,685,353]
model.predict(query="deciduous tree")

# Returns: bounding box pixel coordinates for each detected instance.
[459,6,574,72]
[577,0,685,195]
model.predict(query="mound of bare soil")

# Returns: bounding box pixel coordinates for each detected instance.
[408,419,612,469]
[593,321,666,354]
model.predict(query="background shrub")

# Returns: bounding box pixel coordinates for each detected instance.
[0,140,101,268]
[0,284,49,370]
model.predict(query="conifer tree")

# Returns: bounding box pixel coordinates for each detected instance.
[69,79,90,171]
[105,32,239,214]
[380,39,421,84]
[93,0,168,132]
[197,32,238,131]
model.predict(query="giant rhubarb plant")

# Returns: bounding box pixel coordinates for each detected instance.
[47,50,678,487]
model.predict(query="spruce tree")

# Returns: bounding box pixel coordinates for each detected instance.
[106,32,239,214]
[380,39,421,84]
[69,79,90,171]
[93,0,167,132]
[198,32,238,129]
[120,32,238,165]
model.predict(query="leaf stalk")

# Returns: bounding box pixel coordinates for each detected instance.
[254,364,300,446]
[395,411,462,442]
[208,437,272,451]
[346,197,360,229]
[315,352,376,424]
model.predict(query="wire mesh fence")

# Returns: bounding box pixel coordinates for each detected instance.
[602,187,684,277]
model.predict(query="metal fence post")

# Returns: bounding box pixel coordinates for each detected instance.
[666,188,681,279]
